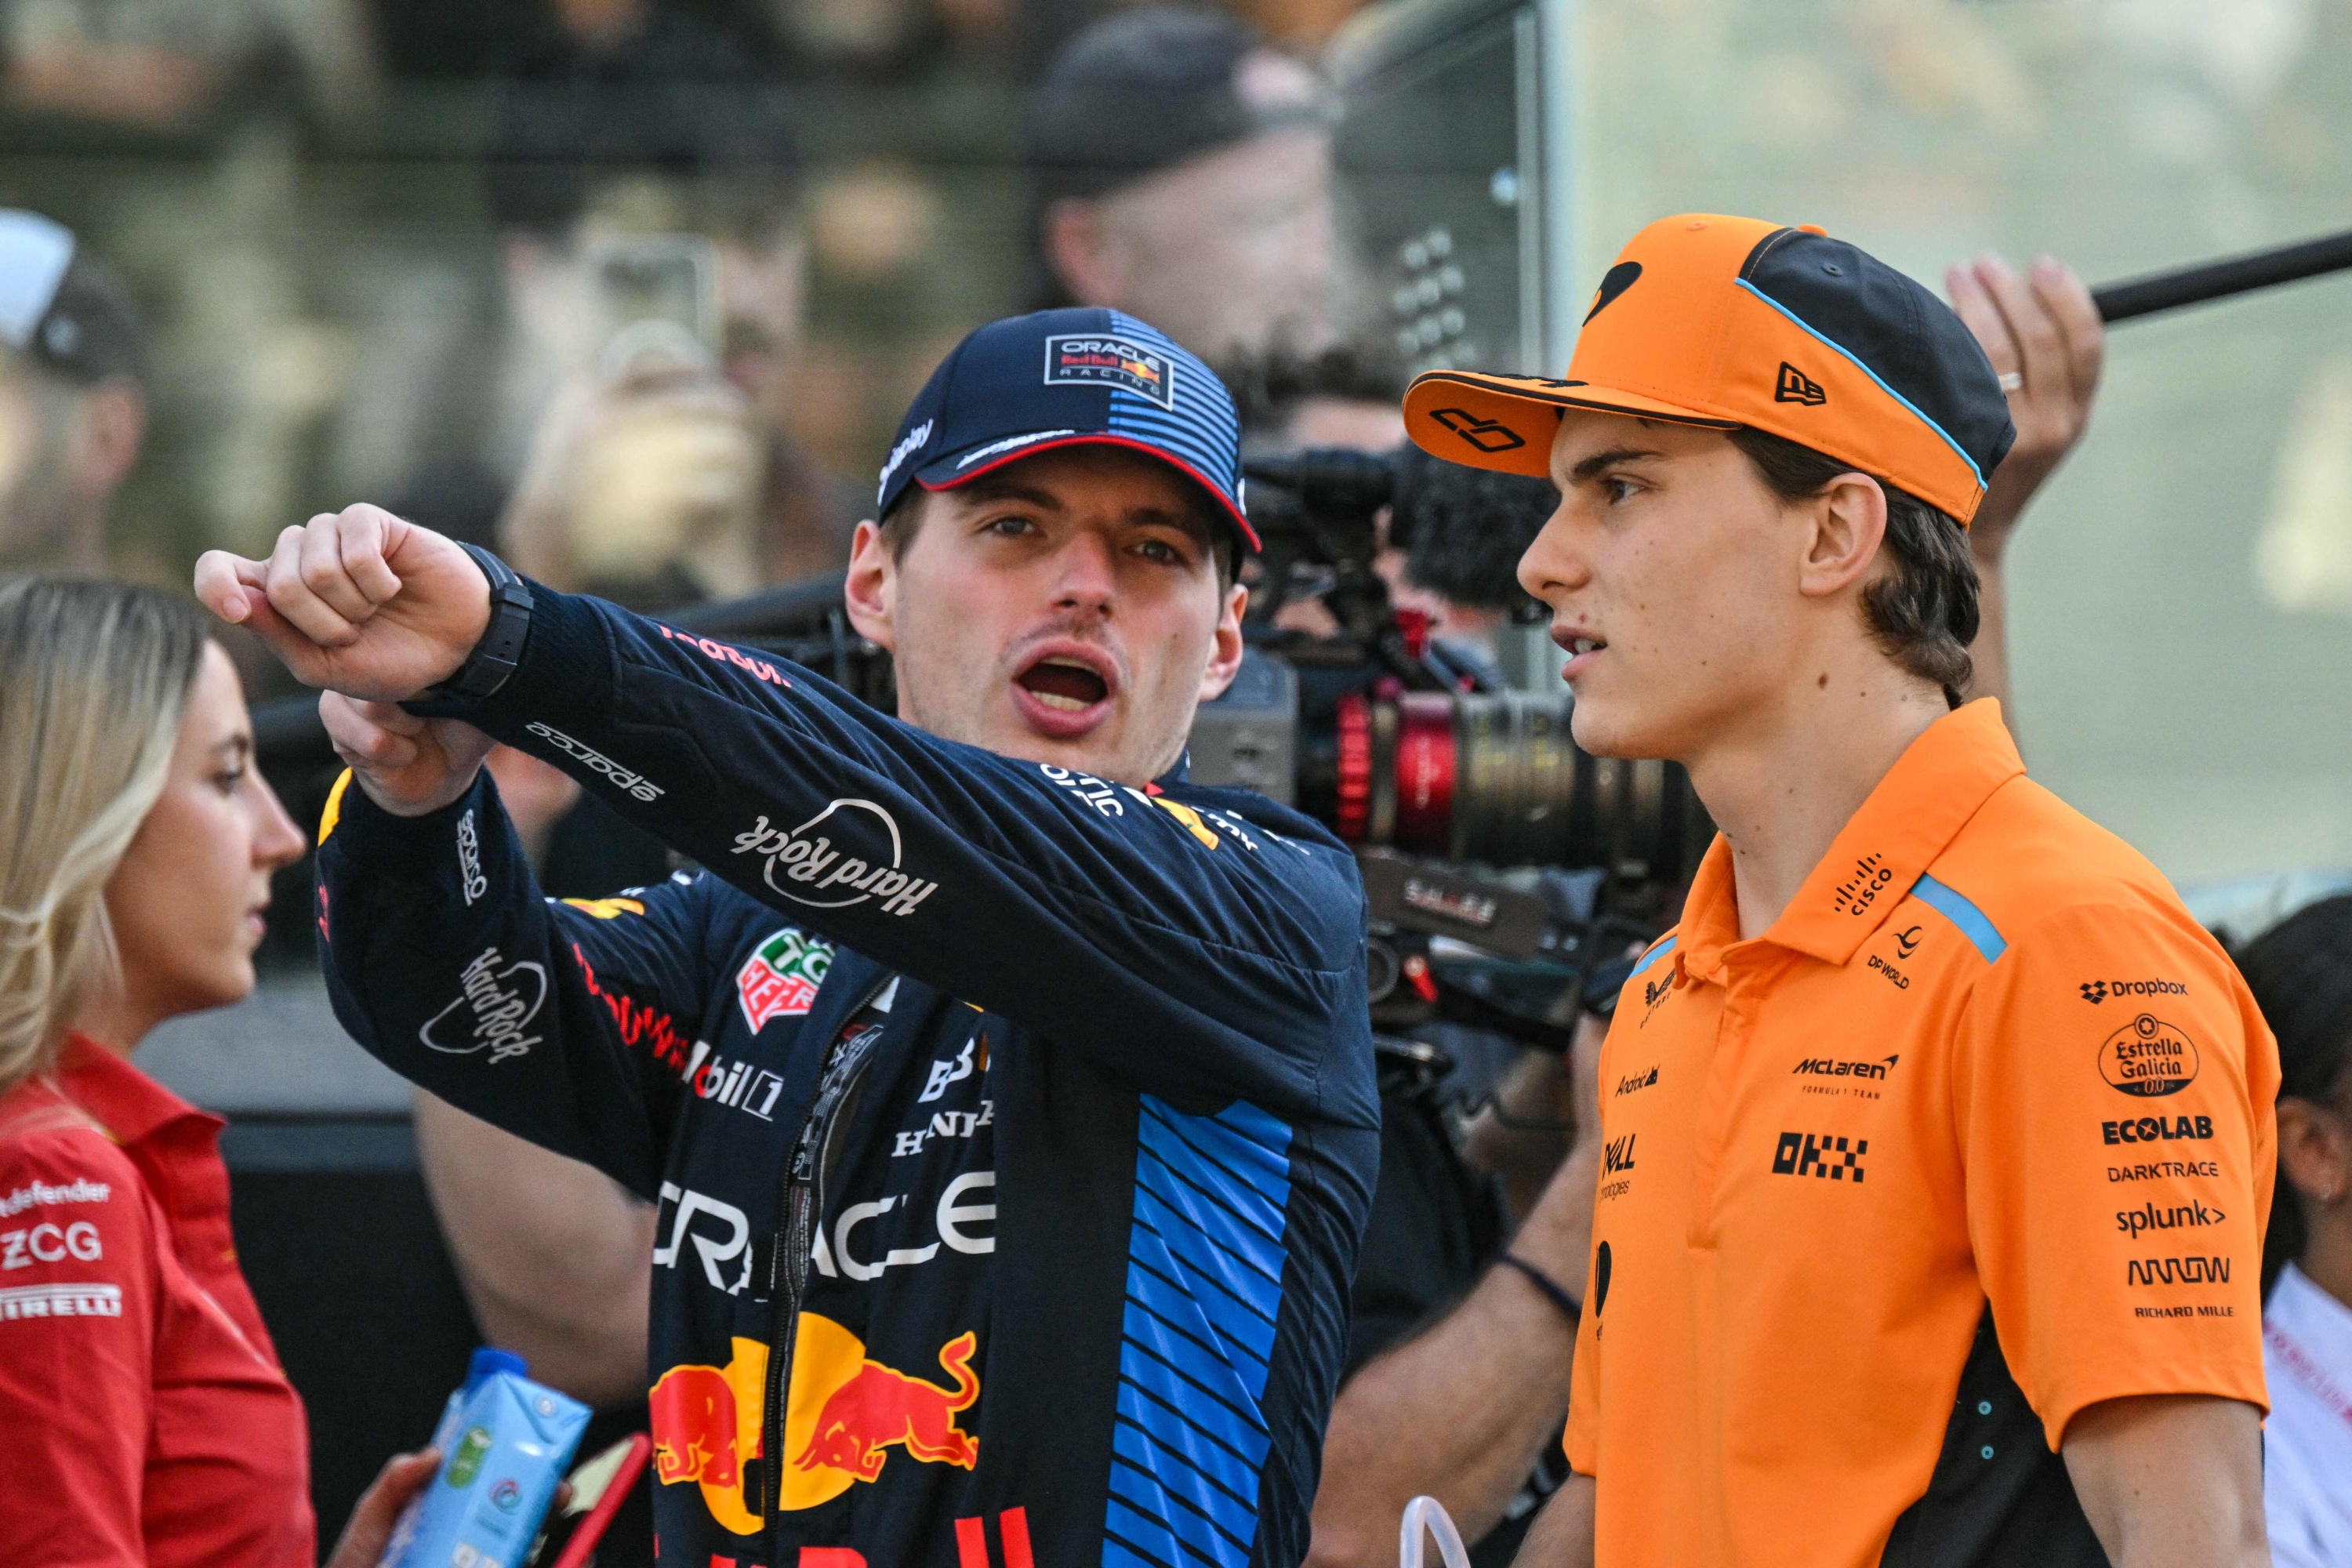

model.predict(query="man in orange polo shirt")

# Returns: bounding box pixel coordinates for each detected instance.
[1401,216,2278,1568]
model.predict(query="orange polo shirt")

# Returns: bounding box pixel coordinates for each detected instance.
[1567,699,2276,1568]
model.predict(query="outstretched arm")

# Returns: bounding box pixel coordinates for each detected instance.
[1944,253,2106,735]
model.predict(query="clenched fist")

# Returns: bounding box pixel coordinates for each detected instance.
[194,504,493,702]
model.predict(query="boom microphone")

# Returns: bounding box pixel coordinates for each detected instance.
[2094,225,2352,323]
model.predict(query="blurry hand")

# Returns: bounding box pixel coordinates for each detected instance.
[1944,253,2106,563]
[324,1447,439,1568]
[321,693,497,819]
[503,365,765,601]
[194,506,492,700]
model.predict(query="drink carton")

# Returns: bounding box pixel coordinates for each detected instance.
[379,1349,592,1568]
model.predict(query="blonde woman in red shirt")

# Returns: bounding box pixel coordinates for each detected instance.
[0,578,436,1566]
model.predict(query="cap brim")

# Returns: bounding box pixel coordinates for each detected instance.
[1403,371,1740,477]
[916,430,1261,553]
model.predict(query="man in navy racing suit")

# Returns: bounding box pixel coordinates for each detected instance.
[196,310,1379,1568]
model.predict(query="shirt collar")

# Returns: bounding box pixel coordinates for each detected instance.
[56,1033,223,1148]
[1675,699,2024,977]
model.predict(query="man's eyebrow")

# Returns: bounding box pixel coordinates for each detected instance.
[1567,445,1666,484]
[957,478,1062,511]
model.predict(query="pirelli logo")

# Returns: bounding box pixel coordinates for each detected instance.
[1772,1131,1867,1182]
[2127,1255,2231,1287]
[0,1282,122,1320]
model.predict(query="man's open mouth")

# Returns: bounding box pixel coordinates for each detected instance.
[1016,654,1111,713]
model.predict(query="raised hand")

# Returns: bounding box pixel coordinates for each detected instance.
[194,504,492,701]
[1944,253,2107,564]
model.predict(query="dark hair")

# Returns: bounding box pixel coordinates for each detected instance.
[1391,444,1554,612]
[878,482,1237,593]
[1218,343,1410,446]
[486,13,801,241]
[2235,895,2352,1290]
[1726,426,1979,707]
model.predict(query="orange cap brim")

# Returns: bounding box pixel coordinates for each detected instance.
[1403,371,1740,480]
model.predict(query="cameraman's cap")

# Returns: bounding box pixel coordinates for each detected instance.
[0,210,144,384]
[877,307,1258,550]
[1402,214,2014,524]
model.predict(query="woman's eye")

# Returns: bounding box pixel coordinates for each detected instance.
[212,767,246,796]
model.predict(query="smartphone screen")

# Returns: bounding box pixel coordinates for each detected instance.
[590,236,720,376]
[526,1432,652,1568]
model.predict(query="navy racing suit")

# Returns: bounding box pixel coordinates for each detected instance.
[314,583,1379,1568]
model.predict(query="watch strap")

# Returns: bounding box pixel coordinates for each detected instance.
[434,542,534,701]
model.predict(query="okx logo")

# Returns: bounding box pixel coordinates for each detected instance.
[1772,1131,1867,1182]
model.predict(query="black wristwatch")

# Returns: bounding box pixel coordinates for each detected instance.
[433,543,535,700]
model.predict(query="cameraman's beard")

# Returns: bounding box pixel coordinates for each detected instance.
[0,439,101,572]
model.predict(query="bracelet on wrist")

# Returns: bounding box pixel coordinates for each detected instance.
[1497,1250,1583,1326]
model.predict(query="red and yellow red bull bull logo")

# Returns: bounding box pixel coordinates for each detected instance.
[649,1315,981,1536]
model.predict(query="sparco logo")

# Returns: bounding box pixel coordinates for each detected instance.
[2102,1113,2213,1145]
[524,723,662,802]
[456,809,487,905]
[1772,1131,1868,1182]
[2115,1199,2225,1240]
[422,946,546,1062]
[2082,978,2187,1005]
[2096,1013,2200,1098]
[2127,1255,2231,1287]
[731,800,938,916]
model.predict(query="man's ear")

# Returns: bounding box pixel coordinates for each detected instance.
[843,517,897,652]
[1795,473,1889,601]
[1042,198,1122,307]
[1196,581,1249,702]
[71,376,143,497]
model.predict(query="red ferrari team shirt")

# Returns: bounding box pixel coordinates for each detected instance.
[1567,700,2277,1568]
[0,1034,314,1567]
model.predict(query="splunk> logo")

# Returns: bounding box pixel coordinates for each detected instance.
[523,722,662,802]
[1772,1131,1867,1182]
[1428,407,1526,454]
[731,800,938,917]
[420,946,546,1063]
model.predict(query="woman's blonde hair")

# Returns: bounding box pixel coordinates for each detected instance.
[0,579,209,1096]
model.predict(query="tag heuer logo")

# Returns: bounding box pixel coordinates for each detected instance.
[736,928,833,1031]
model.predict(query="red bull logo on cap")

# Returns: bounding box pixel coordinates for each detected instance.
[648,1315,981,1536]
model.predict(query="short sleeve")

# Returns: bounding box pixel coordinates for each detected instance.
[1952,900,2278,1448]
[0,1127,160,1565]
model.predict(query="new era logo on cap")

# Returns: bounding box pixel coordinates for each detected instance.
[873,308,1256,550]
[1774,362,1827,406]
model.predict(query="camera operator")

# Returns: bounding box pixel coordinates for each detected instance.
[1026,7,1355,362]
[2235,897,2352,1568]
[198,309,1379,1568]
[1410,213,2273,1568]
[0,209,147,574]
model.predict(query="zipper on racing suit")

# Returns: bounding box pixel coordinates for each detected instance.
[761,975,898,1545]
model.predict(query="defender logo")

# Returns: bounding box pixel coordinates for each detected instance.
[1772,1131,1867,1182]
[421,947,546,1063]
[1774,361,1827,405]
[2097,1013,2200,1098]
[1430,408,1527,454]
[1044,334,1176,409]
[732,800,938,917]
[2127,1255,2231,1287]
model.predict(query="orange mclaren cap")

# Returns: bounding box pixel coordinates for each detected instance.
[1403,215,2016,524]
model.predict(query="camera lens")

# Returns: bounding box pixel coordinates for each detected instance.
[1330,688,1709,878]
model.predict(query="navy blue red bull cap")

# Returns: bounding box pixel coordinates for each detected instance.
[874,307,1258,551]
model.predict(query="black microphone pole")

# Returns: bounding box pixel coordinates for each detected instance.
[2093,225,2352,323]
